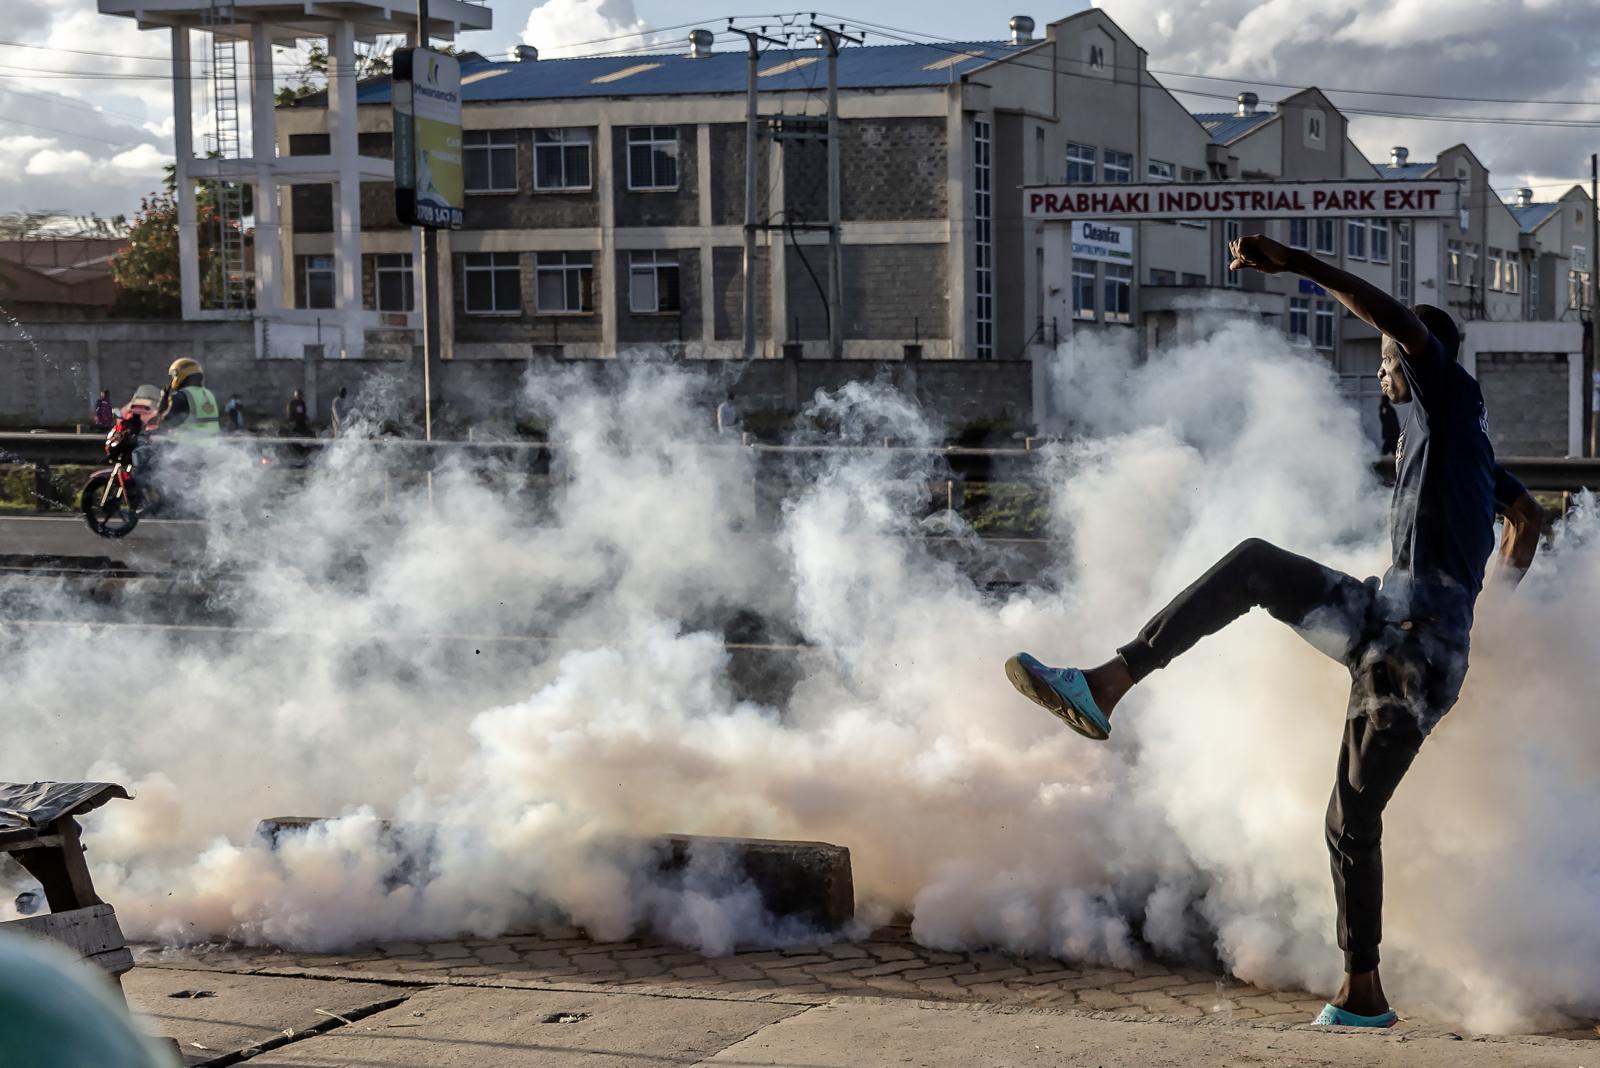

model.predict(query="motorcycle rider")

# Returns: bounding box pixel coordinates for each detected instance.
[158,357,221,435]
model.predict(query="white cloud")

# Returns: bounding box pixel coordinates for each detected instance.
[25,147,92,175]
[521,0,654,58]
[109,142,169,172]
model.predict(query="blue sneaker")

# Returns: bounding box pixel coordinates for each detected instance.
[1005,652,1111,740]
[1311,1003,1398,1028]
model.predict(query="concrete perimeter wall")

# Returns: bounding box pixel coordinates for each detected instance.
[0,321,1034,438]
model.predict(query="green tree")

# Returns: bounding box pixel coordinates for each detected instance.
[275,37,397,106]
[109,165,251,318]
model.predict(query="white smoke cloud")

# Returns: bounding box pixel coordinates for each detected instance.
[3,328,1599,1035]
[520,0,655,59]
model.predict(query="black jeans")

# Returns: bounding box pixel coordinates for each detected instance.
[1116,539,1468,973]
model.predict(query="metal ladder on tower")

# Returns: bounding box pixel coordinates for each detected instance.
[203,1,250,313]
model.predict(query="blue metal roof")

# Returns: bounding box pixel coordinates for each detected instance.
[351,40,1030,106]
[1192,111,1275,144]
[1373,161,1436,180]
[1510,201,1560,232]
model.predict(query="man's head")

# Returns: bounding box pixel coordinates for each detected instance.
[99,389,109,399]
[168,357,203,391]
[1379,304,1457,404]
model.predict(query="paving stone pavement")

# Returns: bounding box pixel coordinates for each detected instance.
[132,927,1599,1043]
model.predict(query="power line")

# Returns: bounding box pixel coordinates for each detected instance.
[0,114,141,147]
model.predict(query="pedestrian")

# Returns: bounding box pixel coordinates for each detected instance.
[715,390,740,437]
[1378,394,1400,457]
[330,387,349,437]
[1005,231,1544,1029]
[92,390,115,431]
[225,393,245,433]
[286,389,311,437]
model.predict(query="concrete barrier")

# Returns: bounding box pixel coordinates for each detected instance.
[254,818,854,933]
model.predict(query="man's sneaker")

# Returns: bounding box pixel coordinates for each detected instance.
[1311,1003,1398,1028]
[1004,652,1111,740]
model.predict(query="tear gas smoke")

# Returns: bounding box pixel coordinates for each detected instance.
[3,325,1598,1033]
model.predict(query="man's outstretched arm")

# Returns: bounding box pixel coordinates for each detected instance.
[1230,234,1431,356]
[1493,467,1542,585]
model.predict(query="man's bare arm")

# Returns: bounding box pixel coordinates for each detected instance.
[1495,490,1542,585]
[1230,235,1430,355]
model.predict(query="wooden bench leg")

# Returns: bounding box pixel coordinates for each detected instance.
[11,819,103,913]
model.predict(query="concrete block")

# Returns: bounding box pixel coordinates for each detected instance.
[254,818,854,934]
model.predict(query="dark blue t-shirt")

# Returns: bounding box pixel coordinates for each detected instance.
[1382,332,1518,635]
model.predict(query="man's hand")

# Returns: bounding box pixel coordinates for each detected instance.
[1229,234,1295,275]
[1494,491,1543,588]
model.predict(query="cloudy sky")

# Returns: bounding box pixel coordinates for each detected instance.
[4,0,1597,219]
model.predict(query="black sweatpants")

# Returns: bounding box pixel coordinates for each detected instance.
[1116,539,1468,973]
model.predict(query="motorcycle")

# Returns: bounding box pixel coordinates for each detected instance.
[81,413,155,538]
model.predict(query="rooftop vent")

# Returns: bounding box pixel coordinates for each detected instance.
[1009,15,1035,45]
[688,29,714,58]
[513,44,537,62]
[1390,146,1409,167]
[1517,188,1534,206]
[1235,91,1259,117]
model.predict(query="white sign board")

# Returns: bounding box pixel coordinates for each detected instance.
[1071,221,1132,264]
[1025,180,1459,222]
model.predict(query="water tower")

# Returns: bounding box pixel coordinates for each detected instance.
[96,0,491,358]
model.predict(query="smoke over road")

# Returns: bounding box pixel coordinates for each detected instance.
[3,321,1598,1034]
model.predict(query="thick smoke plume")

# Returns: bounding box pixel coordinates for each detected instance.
[3,324,1599,1034]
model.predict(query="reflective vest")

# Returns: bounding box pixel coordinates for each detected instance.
[174,385,221,436]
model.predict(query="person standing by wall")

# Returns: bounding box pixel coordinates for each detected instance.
[92,390,115,431]
[225,394,245,433]
[330,387,350,437]
[286,389,311,437]
[716,390,741,438]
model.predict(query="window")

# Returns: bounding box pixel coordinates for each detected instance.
[1369,220,1389,264]
[1396,222,1412,304]
[1488,247,1504,291]
[1529,258,1540,314]
[464,130,518,193]
[1035,127,1046,184]
[1346,219,1367,260]
[1149,268,1176,285]
[1289,297,1310,340]
[1313,299,1336,350]
[1573,245,1589,272]
[1103,150,1132,184]
[1315,219,1336,255]
[628,251,680,313]
[1181,167,1205,183]
[1502,252,1519,294]
[1464,245,1480,288]
[1103,264,1132,323]
[533,128,592,191]
[534,252,593,313]
[298,255,334,309]
[1072,258,1096,320]
[1066,142,1096,184]
[1447,240,1463,285]
[1181,271,1206,286]
[1569,270,1586,311]
[627,126,678,191]
[1087,43,1105,71]
[973,119,994,358]
[1288,219,1310,250]
[370,253,414,312]
[1224,220,1241,288]
[1147,159,1175,182]
[463,252,522,314]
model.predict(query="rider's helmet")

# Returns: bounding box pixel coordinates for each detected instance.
[168,357,203,390]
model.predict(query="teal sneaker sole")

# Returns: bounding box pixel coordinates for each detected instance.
[1005,654,1110,741]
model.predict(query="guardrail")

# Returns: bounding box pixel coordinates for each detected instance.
[1,432,1596,492]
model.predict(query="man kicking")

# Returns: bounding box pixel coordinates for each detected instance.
[1008,232,1544,1027]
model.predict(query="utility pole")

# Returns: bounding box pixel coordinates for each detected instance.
[729,25,785,359]
[812,25,861,361]
[415,0,437,446]
[1590,153,1598,456]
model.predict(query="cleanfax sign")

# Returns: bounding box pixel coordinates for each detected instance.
[1025,181,1459,222]
[393,47,463,230]
[1072,222,1132,264]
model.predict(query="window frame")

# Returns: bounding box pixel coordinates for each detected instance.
[371,252,414,313]
[1071,257,1096,321]
[1447,240,1463,285]
[463,129,519,194]
[1103,263,1132,323]
[1502,251,1519,294]
[462,251,523,316]
[627,250,682,315]
[1288,296,1310,340]
[1368,219,1390,264]
[1066,142,1097,184]
[1314,219,1337,255]
[626,125,680,192]
[1288,218,1310,250]
[1396,222,1412,304]
[533,251,595,315]
[1103,149,1132,184]
[1224,220,1242,288]
[1149,268,1176,286]
[533,128,594,192]
[1488,247,1504,291]
[1346,218,1367,261]
[1313,298,1336,350]
[1146,159,1175,182]
[300,254,335,310]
